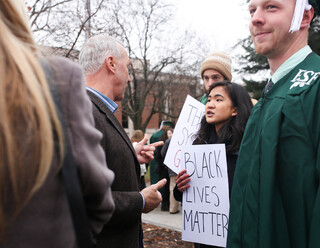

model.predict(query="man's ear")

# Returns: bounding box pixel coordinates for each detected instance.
[301,7,314,28]
[105,56,116,74]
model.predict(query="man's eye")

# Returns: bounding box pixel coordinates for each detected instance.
[267,5,277,10]
[249,8,256,15]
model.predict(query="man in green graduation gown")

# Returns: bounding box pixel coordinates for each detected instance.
[149,121,174,186]
[227,0,320,248]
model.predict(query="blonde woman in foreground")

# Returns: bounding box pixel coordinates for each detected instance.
[0,1,114,247]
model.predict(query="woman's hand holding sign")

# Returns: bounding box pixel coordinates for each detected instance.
[176,169,191,192]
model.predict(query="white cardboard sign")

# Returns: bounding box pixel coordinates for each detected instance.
[164,95,205,173]
[181,144,229,247]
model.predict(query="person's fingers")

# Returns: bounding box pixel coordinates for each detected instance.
[177,174,190,192]
[139,134,149,145]
[176,172,189,184]
[154,178,167,190]
[178,184,190,192]
[157,190,162,199]
[176,170,185,182]
[177,177,190,187]
[177,169,187,177]
[150,141,164,147]
[142,145,155,152]
[143,152,153,159]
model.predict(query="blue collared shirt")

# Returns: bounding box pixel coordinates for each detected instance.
[86,87,118,113]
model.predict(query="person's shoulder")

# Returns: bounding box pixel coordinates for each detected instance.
[153,130,163,135]
[44,56,81,71]
[287,53,320,95]
[150,130,163,139]
[200,94,207,104]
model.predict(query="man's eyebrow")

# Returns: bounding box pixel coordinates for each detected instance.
[248,2,256,10]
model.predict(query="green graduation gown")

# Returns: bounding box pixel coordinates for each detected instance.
[200,93,207,104]
[227,52,320,248]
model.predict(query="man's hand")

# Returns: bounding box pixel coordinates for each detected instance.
[141,179,167,213]
[176,169,190,192]
[134,134,164,164]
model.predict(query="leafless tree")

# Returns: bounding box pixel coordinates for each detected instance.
[28,0,107,58]
[107,0,206,131]
[27,0,208,131]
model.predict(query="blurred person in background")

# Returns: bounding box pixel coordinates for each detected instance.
[149,121,174,185]
[160,130,180,214]
[154,127,174,211]
[131,130,148,190]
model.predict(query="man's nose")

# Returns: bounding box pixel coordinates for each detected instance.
[208,78,215,85]
[251,8,265,25]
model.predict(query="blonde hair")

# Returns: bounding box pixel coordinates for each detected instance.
[0,0,64,235]
[131,130,144,143]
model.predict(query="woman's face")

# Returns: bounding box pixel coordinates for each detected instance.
[205,86,237,132]
[167,130,173,139]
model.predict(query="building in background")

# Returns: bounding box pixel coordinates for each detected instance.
[41,46,203,137]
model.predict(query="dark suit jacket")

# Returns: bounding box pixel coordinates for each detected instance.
[87,91,143,248]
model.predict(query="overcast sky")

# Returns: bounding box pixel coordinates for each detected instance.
[172,0,250,52]
[171,0,252,83]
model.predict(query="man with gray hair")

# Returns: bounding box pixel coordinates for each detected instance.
[79,34,166,248]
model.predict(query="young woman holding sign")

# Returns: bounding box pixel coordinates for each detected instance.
[174,81,253,248]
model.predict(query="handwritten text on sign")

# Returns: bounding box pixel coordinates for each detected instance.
[181,144,229,247]
[164,95,205,173]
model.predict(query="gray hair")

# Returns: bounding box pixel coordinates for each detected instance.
[79,34,124,75]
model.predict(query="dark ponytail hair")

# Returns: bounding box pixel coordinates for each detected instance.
[193,81,253,153]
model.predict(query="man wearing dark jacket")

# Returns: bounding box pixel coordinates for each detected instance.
[79,34,166,248]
